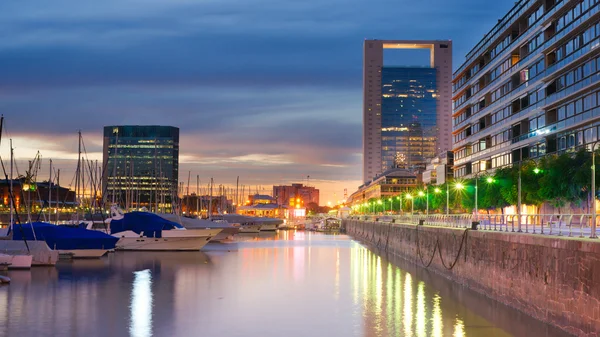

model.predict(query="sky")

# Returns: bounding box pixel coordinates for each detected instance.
[0,0,515,205]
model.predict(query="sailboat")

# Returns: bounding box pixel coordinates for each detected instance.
[12,132,119,259]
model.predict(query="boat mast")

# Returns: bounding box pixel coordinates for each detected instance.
[76,130,81,222]
[9,139,13,229]
[56,169,60,224]
[112,129,118,205]
[196,175,199,218]
[186,171,190,215]
[209,178,213,219]
[236,176,239,213]
[48,159,52,223]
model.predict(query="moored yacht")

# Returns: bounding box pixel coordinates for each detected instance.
[103,207,222,251]
[158,213,239,242]
[12,222,118,258]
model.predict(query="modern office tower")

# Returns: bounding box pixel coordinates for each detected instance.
[363,40,453,183]
[452,0,600,178]
[102,125,179,211]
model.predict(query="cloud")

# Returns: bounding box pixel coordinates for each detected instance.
[0,0,517,202]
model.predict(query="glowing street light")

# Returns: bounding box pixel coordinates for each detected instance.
[406,193,414,215]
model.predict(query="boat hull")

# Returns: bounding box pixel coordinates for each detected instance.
[210,227,239,242]
[259,224,278,231]
[8,255,32,269]
[238,225,261,233]
[59,249,109,258]
[115,236,212,251]
[0,240,58,266]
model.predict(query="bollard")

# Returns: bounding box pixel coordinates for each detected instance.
[418,219,425,226]
[471,221,479,230]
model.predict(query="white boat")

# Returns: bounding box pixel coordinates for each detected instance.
[104,206,222,251]
[259,223,278,231]
[0,238,59,266]
[0,253,32,269]
[57,249,108,258]
[238,224,262,233]
[158,214,239,242]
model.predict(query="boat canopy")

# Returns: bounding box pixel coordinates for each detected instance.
[12,222,118,250]
[110,212,184,237]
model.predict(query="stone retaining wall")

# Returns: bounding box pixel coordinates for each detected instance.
[343,219,600,337]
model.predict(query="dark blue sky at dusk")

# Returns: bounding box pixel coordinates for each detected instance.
[0,0,514,202]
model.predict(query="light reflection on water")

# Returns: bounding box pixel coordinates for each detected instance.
[130,269,152,337]
[0,232,569,337]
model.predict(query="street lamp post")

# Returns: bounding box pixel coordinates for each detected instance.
[474,173,479,221]
[389,198,393,214]
[434,188,441,214]
[407,194,414,215]
[518,161,522,232]
[398,195,403,215]
[426,187,429,215]
[592,142,599,238]
[446,183,449,215]
[418,190,428,215]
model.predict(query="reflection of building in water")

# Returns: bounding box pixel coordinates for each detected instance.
[350,247,468,337]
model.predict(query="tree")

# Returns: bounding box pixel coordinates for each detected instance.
[538,154,577,213]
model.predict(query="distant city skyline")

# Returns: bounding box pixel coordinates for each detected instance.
[0,0,516,204]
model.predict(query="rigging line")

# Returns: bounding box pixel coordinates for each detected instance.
[0,119,29,252]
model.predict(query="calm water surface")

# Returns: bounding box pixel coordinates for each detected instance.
[0,231,569,337]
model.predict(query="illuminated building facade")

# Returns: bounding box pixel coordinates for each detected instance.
[273,183,320,207]
[102,125,179,210]
[381,67,438,171]
[452,0,600,178]
[363,40,453,183]
[348,168,418,205]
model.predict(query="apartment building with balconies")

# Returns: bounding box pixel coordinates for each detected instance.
[452,0,600,178]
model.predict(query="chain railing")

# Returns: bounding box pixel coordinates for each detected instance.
[347,213,598,238]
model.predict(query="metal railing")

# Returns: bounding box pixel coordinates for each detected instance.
[348,213,598,238]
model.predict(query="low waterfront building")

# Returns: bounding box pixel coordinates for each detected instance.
[422,151,454,185]
[348,168,418,206]
[236,203,287,218]
[452,0,600,178]
[0,179,75,212]
[245,194,276,205]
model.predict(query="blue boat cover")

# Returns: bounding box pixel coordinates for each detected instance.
[110,212,184,237]
[12,222,118,250]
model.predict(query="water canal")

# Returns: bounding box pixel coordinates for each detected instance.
[0,231,569,337]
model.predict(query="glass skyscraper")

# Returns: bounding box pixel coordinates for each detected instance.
[381,67,438,171]
[102,125,179,211]
[363,40,452,183]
